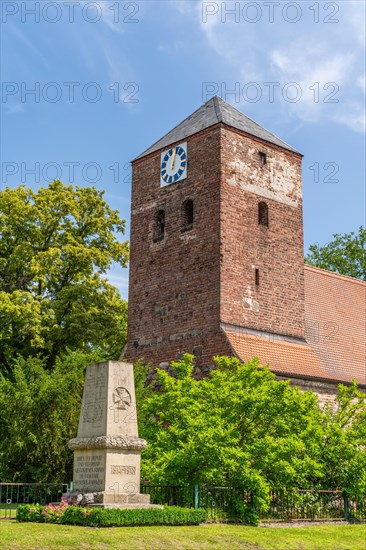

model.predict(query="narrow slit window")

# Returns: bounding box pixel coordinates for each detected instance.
[259,151,267,165]
[181,199,194,232]
[153,209,165,242]
[255,268,260,286]
[258,201,269,227]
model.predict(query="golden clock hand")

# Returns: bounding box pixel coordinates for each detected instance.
[170,148,176,170]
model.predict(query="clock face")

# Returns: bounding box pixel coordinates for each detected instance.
[160,142,187,187]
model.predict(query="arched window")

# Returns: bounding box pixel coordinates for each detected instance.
[153,209,165,242]
[258,201,269,227]
[181,199,194,232]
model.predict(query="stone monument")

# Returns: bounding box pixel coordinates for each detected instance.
[68,361,157,508]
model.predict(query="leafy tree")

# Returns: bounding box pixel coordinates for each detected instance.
[0,181,129,377]
[305,226,366,280]
[139,355,366,509]
[140,355,325,508]
[133,359,153,435]
[319,383,366,497]
[0,349,97,482]
[0,353,154,483]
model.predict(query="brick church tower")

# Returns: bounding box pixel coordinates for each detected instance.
[125,96,306,370]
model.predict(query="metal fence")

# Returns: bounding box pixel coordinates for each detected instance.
[140,485,253,520]
[260,489,366,522]
[0,483,365,522]
[0,483,69,519]
[141,485,366,522]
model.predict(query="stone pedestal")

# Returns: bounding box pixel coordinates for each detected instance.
[68,361,159,509]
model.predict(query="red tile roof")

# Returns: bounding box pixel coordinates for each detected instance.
[304,265,365,385]
[223,266,366,386]
[224,330,334,381]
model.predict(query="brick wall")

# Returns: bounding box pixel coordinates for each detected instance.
[220,126,305,339]
[126,126,230,367]
[126,123,306,368]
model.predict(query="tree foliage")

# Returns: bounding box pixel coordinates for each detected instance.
[0,354,151,483]
[0,181,129,377]
[305,226,366,280]
[320,383,366,496]
[0,350,95,482]
[140,355,366,502]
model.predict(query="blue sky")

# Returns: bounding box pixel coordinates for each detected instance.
[1,0,365,298]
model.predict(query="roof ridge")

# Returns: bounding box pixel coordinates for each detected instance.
[213,95,223,122]
[216,96,299,154]
[133,98,217,161]
[304,264,366,286]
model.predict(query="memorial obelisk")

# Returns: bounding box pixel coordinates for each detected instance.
[68,361,156,508]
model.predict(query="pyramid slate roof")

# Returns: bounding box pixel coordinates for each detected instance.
[134,96,301,160]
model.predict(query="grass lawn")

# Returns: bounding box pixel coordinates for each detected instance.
[0,521,365,549]
[0,505,17,519]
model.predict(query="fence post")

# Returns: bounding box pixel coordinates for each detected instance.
[194,485,200,509]
[251,492,256,514]
[343,492,349,521]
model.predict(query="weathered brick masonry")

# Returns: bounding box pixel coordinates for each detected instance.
[125,96,366,396]
[220,126,305,339]
[126,125,233,368]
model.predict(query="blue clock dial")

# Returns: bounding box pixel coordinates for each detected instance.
[160,142,187,187]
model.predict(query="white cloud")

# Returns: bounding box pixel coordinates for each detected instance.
[270,45,357,124]
[269,40,365,132]
[343,0,366,47]
[192,0,366,133]
[332,102,366,134]
[357,74,366,95]
[98,1,123,33]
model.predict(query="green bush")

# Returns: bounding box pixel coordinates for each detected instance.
[16,504,44,523]
[17,504,207,527]
[16,497,74,524]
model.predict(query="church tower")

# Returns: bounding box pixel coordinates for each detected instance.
[125,97,306,371]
